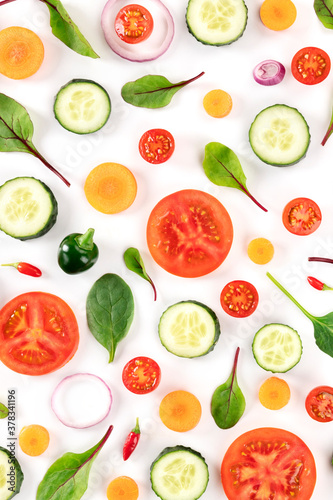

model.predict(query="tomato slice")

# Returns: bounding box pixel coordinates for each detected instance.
[282,197,322,236]
[221,427,316,500]
[139,128,175,164]
[147,189,233,278]
[114,4,154,44]
[305,385,333,422]
[122,356,161,394]
[0,292,79,376]
[291,47,331,85]
[220,280,258,318]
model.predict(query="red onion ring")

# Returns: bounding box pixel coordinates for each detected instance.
[253,60,286,86]
[101,0,174,62]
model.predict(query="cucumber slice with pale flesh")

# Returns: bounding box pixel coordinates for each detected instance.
[249,104,310,166]
[0,446,24,499]
[252,323,302,373]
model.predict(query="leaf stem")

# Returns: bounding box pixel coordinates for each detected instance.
[266,272,312,320]
[0,0,17,5]
[25,142,70,187]
[241,185,268,212]
[308,257,333,264]
[321,122,333,146]
[147,274,157,301]
[135,71,205,95]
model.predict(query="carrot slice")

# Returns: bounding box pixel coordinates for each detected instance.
[260,0,297,31]
[203,89,232,118]
[84,162,137,214]
[19,424,50,456]
[259,376,291,410]
[0,26,44,80]
[247,237,274,265]
[107,476,139,500]
[159,390,202,432]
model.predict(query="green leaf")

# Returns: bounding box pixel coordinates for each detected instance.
[0,402,8,419]
[121,71,204,109]
[321,104,333,145]
[203,142,267,211]
[314,0,333,29]
[86,274,134,362]
[39,0,99,58]
[124,247,157,301]
[36,426,113,500]
[211,347,245,429]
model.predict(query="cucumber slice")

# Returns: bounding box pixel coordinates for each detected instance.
[158,300,220,358]
[252,323,302,373]
[249,104,310,166]
[0,177,58,240]
[186,0,248,46]
[0,446,24,499]
[54,79,111,134]
[150,445,209,500]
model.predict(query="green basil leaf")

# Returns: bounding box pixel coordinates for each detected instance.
[211,347,245,429]
[39,0,99,58]
[124,247,157,300]
[314,0,333,29]
[121,71,204,109]
[0,402,8,419]
[36,426,113,500]
[86,274,134,362]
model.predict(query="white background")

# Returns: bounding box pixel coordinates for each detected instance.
[1,0,333,498]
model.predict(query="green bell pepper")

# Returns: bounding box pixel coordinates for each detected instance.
[58,228,99,274]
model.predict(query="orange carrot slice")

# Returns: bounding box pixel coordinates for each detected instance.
[259,377,291,410]
[107,476,139,500]
[203,89,232,118]
[159,390,202,432]
[260,0,297,31]
[247,237,274,265]
[19,424,50,456]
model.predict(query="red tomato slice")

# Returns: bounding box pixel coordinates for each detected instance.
[221,427,316,500]
[147,189,233,278]
[122,356,161,394]
[220,280,258,318]
[114,4,154,44]
[139,128,175,164]
[0,292,79,376]
[305,385,333,422]
[282,197,322,236]
[291,47,331,85]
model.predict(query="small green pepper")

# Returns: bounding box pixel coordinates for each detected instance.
[58,228,99,274]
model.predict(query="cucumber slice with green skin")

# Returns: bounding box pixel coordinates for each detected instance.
[0,446,24,499]
[0,177,58,240]
[252,323,302,373]
[158,300,221,358]
[150,445,209,500]
[186,0,248,46]
[249,104,310,166]
[54,79,111,134]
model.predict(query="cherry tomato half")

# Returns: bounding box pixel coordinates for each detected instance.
[114,4,154,44]
[282,197,322,236]
[305,385,333,422]
[220,280,258,318]
[122,356,161,394]
[291,47,331,85]
[139,128,175,164]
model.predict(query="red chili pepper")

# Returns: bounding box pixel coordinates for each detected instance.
[123,417,140,461]
[1,262,42,277]
[307,276,333,291]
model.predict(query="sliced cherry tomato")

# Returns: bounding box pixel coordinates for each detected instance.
[282,197,322,236]
[114,4,154,44]
[122,356,161,394]
[139,128,175,164]
[220,280,258,318]
[147,189,233,278]
[0,292,79,376]
[221,427,316,500]
[305,385,333,422]
[291,46,331,85]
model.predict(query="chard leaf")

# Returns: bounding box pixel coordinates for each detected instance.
[203,142,267,211]
[314,0,333,28]
[121,71,204,109]
[0,402,8,419]
[39,0,99,58]
[86,274,134,362]
[124,247,157,301]
[321,104,333,145]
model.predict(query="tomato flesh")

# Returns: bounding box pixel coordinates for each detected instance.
[139,128,175,164]
[147,189,233,278]
[122,356,161,394]
[282,197,322,236]
[220,280,258,318]
[291,47,331,85]
[114,4,154,44]
[305,386,333,422]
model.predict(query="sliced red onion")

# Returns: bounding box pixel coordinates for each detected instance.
[51,373,112,429]
[253,60,286,86]
[101,0,174,62]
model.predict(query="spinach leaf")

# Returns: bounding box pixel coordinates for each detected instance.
[321,104,333,145]
[314,0,333,29]
[121,71,204,108]
[211,347,245,429]
[0,93,70,186]
[36,425,113,500]
[124,247,157,301]
[0,402,8,419]
[39,0,99,58]
[86,273,134,362]
[203,142,267,211]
